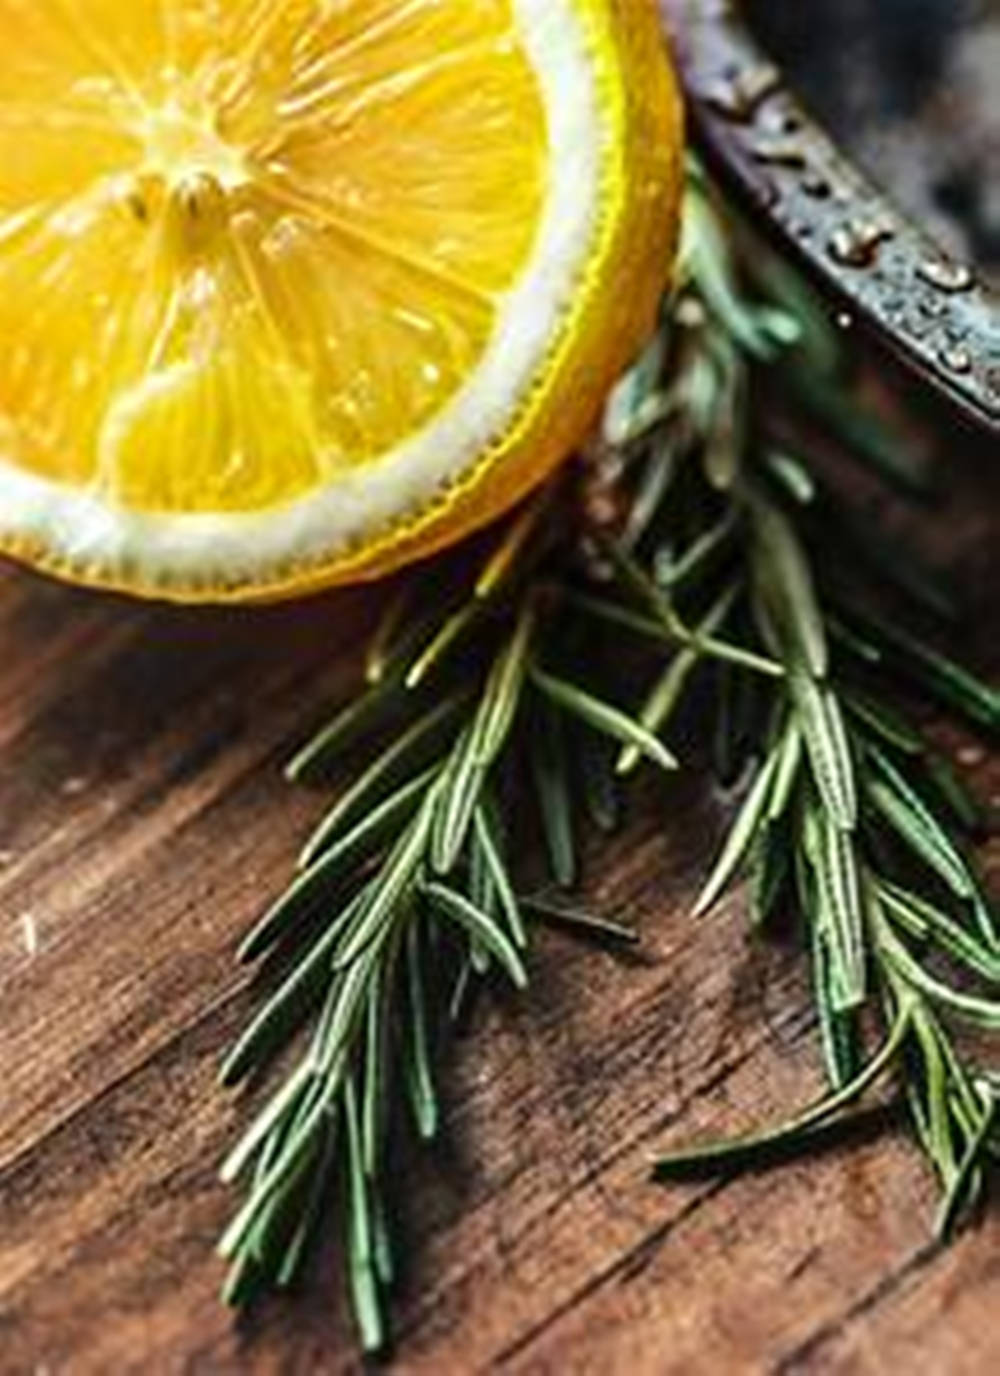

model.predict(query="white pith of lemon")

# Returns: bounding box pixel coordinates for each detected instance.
[0,0,683,602]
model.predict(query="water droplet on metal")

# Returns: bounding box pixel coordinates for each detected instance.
[940,345,973,375]
[800,169,831,199]
[917,259,974,294]
[703,63,780,122]
[827,219,895,269]
[750,135,807,168]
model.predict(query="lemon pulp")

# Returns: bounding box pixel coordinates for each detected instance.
[0,1,682,600]
[0,1,545,511]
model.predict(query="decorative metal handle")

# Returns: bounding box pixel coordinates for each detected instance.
[658,0,1000,434]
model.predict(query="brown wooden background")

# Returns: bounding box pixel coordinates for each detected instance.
[0,429,997,1374]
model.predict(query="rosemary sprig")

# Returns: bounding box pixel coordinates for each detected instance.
[219,171,998,1351]
[218,487,690,1347]
[644,179,1000,1232]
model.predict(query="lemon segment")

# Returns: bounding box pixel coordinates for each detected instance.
[0,0,683,601]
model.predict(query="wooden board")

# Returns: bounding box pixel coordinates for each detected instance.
[1,448,997,1375]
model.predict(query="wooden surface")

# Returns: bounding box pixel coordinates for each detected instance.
[0,451,998,1375]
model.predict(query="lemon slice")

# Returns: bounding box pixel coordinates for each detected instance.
[0,0,682,602]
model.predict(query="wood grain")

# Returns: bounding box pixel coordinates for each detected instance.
[0,445,997,1375]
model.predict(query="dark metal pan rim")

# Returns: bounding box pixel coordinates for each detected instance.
[658,0,1000,434]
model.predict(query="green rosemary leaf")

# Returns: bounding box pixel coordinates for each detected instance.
[971,891,1000,952]
[621,429,683,550]
[335,796,437,971]
[530,666,678,776]
[521,895,640,947]
[791,672,858,831]
[841,607,1000,735]
[371,1182,395,1288]
[921,753,987,835]
[740,227,841,376]
[768,718,803,821]
[239,847,366,965]
[865,757,974,901]
[366,582,417,686]
[880,925,1000,1031]
[221,1253,261,1309]
[935,1023,987,1132]
[528,700,576,888]
[602,329,668,448]
[652,1006,912,1178]
[431,725,480,877]
[404,598,489,690]
[712,659,740,787]
[474,484,555,600]
[422,882,528,990]
[843,691,926,757]
[564,588,673,645]
[252,1102,295,1193]
[362,970,386,1178]
[240,1145,319,1281]
[300,691,467,862]
[658,510,738,593]
[619,583,738,777]
[577,726,622,833]
[764,450,817,506]
[937,1085,995,1242]
[878,882,1000,983]
[902,1065,937,1171]
[618,647,697,778]
[682,187,778,361]
[812,923,859,1089]
[829,616,883,666]
[909,1007,958,1181]
[472,600,538,765]
[867,745,972,871]
[433,604,536,874]
[344,1078,383,1354]
[222,891,370,1087]
[469,933,492,978]
[747,823,789,929]
[405,921,438,1142]
[220,1090,330,1260]
[221,1061,315,1185]
[609,544,783,678]
[693,747,780,917]
[276,1127,335,1290]
[702,346,745,491]
[468,814,496,919]
[473,803,527,950]
[814,810,866,1008]
[878,882,931,940]
[296,762,439,886]
[286,677,403,783]
[448,953,474,1024]
[754,305,801,352]
[751,494,828,678]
